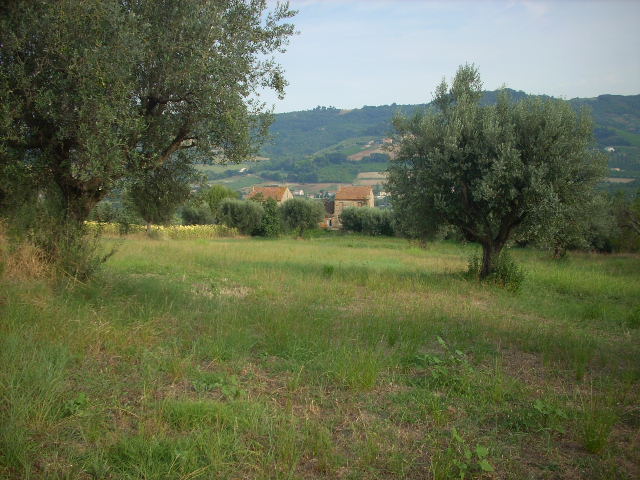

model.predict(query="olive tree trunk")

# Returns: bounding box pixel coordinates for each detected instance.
[480,242,505,279]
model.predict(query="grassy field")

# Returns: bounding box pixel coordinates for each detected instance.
[1,235,639,479]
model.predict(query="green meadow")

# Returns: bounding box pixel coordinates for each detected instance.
[1,235,639,479]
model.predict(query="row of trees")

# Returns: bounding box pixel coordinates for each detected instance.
[0,0,295,275]
[93,184,326,239]
[339,194,640,255]
[201,195,325,237]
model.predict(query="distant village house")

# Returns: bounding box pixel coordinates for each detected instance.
[324,185,375,229]
[247,186,293,204]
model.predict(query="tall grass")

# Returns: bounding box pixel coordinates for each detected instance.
[1,235,638,478]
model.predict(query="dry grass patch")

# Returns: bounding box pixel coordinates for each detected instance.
[0,232,52,282]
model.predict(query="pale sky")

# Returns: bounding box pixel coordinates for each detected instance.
[261,0,640,113]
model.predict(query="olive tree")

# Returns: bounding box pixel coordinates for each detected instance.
[203,185,241,218]
[128,0,295,169]
[0,0,142,222]
[340,207,394,236]
[388,65,606,278]
[217,199,264,235]
[281,198,324,237]
[0,0,295,267]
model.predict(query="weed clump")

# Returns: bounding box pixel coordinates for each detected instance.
[578,389,618,454]
[321,264,335,277]
[431,428,494,479]
[625,307,640,329]
[467,250,525,291]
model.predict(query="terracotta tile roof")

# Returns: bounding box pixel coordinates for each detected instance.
[248,186,290,202]
[335,186,373,201]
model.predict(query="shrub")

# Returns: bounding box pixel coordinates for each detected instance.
[339,207,394,236]
[216,199,264,235]
[203,185,240,217]
[180,204,215,225]
[252,198,283,237]
[89,201,119,223]
[89,199,141,235]
[281,198,324,237]
[5,193,114,281]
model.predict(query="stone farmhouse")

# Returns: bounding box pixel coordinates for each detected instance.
[327,185,375,228]
[246,184,375,230]
[335,185,375,213]
[247,186,293,204]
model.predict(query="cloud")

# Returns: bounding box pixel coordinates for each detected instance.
[520,0,551,19]
[263,0,640,112]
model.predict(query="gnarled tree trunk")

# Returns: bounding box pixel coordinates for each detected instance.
[480,241,504,279]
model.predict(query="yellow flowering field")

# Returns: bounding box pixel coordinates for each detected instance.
[85,221,237,239]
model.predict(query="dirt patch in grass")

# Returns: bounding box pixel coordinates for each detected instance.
[219,285,251,298]
[191,281,252,299]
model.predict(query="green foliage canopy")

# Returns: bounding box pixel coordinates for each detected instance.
[339,207,394,236]
[130,0,295,169]
[203,185,240,217]
[0,0,295,223]
[127,154,197,229]
[0,0,142,221]
[217,199,264,235]
[251,197,283,237]
[388,65,606,277]
[281,198,324,236]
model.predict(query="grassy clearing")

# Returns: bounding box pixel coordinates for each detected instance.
[1,235,639,479]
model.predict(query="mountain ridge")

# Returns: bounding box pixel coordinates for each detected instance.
[261,90,640,159]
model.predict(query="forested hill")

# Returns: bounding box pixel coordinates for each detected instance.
[260,90,639,160]
[198,91,639,190]
[225,90,635,190]
[260,103,423,158]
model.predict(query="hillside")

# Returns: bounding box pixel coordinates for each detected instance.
[197,91,640,192]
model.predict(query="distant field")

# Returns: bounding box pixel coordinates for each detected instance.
[353,171,388,187]
[195,161,256,175]
[216,174,264,191]
[357,171,388,180]
[283,182,350,194]
[312,136,378,158]
[605,177,636,184]
[1,236,639,479]
[347,146,387,161]
[354,179,382,186]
